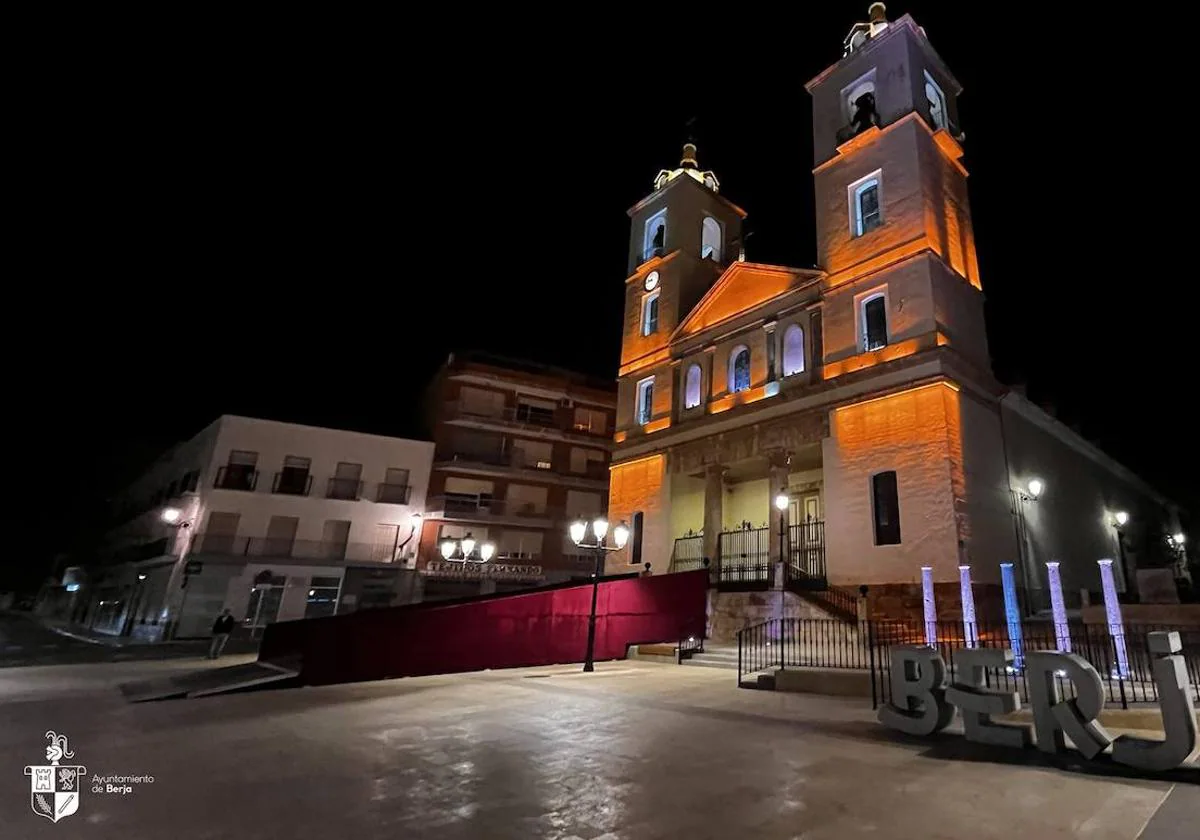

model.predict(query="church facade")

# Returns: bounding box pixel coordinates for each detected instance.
[605,8,1187,623]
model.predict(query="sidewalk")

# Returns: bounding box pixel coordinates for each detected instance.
[36,615,260,656]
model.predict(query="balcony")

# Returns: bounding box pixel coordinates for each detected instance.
[326,477,364,501]
[272,471,313,497]
[214,465,258,491]
[446,402,611,442]
[190,533,402,564]
[375,482,411,504]
[428,493,555,524]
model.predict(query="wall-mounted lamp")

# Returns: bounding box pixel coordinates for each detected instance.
[1026,478,1044,500]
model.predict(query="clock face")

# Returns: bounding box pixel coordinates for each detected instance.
[644,271,659,291]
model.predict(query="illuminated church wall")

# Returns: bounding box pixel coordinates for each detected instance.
[823,383,960,586]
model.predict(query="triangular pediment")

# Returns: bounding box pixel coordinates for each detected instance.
[672,262,824,340]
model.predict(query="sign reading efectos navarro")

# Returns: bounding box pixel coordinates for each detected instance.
[877,630,1200,773]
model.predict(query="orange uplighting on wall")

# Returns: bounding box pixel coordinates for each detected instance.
[643,416,672,435]
[834,379,959,414]
[613,430,628,444]
[707,382,774,415]
[822,334,932,379]
[675,263,818,339]
[619,348,671,378]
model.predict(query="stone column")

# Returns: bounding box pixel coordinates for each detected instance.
[768,452,791,590]
[702,464,726,584]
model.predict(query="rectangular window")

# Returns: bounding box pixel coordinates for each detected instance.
[569,447,605,475]
[505,484,548,516]
[511,439,553,470]
[641,291,660,336]
[515,396,556,427]
[629,511,644,566]
[848,170,883,237]
[871,471,901,545]
[572,406,607,434]
[320,519,352,561]
[217,449,259,491]
[274,455,312,496]
[327,461,362,500]
[458,386,506,418]
[636,377,654,426]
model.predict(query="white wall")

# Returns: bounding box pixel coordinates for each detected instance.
[724,479,769,530]
[669,474,705,538]
[191,415,435,560]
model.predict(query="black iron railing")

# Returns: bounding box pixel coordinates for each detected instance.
[376,483,411,504]
[718,527,770,590]
[271,471,312,496]
[669,536,704,573]
[326,478,363,500]
[189,533,401,564]
[735,617,1200,710]
[214,465,258,491]
[787,521,825,582]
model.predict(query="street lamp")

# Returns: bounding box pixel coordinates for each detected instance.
[1026,478,1044,501]
[159,506,194,641]
[568,516,631,672]
[439,533,497,564]
[774,492,789,632]
[1110,511,1131,593]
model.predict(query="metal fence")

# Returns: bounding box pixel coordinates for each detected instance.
[718,528,770,588]
[735,617,1200,710]
[669,536,705,573]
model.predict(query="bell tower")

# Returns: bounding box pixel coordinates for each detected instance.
[616,144,746,436]
[806,4,989,373]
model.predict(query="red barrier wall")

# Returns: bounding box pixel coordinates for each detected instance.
[258,570,709,686]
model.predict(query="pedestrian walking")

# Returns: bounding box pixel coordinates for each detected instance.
[208,608,235,659]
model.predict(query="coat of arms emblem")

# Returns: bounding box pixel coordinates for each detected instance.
[24,731,86,824]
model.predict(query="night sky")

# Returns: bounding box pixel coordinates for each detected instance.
[6,3,1194,589]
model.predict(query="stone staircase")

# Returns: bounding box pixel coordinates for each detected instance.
[680,644,740,671]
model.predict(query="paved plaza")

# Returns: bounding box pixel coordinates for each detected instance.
[0,657,1195,839]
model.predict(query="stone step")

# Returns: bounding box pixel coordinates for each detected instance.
[681,657,739,670]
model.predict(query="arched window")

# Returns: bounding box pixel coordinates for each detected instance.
[701,217,722,261]
[924,71,947,131]
[728,346,750,393]
[782,324,805,376]
[643,209,667,262]
[861,293,888,351]
[684,364,702,409]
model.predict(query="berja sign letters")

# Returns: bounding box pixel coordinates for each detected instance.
[878,631,1200,773]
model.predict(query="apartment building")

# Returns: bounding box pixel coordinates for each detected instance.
[86,415,433,639]
[416,353,617,599]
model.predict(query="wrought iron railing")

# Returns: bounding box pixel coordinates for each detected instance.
[735,617,1200,710]
[375,483,411,504]
[214,465,258,491]
[326,477,363,500]
[717,527,770,589]
[669,535,704,573]
[189,533,401,564]
[787,521,825,582]
[271,471,312,496]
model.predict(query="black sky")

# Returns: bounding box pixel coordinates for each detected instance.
[6,3,1196,587]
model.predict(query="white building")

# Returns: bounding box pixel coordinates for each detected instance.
[88,415,433,639]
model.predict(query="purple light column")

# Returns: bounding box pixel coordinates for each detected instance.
[959,565,978,648]
[1098,559,1130,678]
[1046,561,1070,652]
[921,566,936,647]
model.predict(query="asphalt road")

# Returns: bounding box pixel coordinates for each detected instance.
[0,612,251,668]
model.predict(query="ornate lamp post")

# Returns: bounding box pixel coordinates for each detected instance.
[439,532,497,564]
[774,492,788,626]
[568,516,631,672]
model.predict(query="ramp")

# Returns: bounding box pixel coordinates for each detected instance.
[119,660,299,703]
